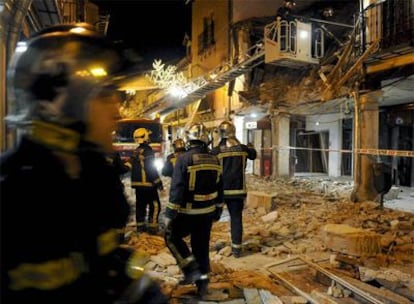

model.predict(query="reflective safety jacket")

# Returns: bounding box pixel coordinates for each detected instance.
[162,151,184,177]
[211,140,257,198]
[166,143,223,217]
[127,143,163,189]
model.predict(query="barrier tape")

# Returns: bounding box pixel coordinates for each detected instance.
[256,146,414,158]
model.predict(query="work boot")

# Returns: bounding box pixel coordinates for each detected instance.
[179,269,202,285]
[147,226,159,235]
[179,260,202,285]
[232,247,241,258]
[136,225,146,233]
[196,275,209,299]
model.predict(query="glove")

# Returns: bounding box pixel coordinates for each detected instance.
[163,217,173,231]
[212,206,223,222]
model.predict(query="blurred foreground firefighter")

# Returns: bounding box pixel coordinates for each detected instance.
[164,122,224,298]
[126,127,163,234]
[162,138,186,177]
[211,120,257,258]
[107,150,130,176]
[0,23,167,303]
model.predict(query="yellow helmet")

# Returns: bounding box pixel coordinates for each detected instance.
[133,128,151,144]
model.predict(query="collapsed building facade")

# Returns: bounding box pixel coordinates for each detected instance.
[122,0,414,203]
[1,0,413,202]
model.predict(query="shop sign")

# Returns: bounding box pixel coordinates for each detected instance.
[245,121,257,129]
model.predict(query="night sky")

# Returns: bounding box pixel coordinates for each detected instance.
[92,0,191,67]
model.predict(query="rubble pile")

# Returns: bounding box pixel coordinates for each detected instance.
[123,174,414,303]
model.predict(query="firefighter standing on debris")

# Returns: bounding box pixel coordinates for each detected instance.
[127,128,163,235]
[211,121,257,258]
[162,138,186,177]
[164,122,224,298]
[0,23,167,303]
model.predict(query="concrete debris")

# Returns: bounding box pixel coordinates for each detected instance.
[322,224,381,257]
[122,174,413,303]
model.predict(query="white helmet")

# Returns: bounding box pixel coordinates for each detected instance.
[133,128,151,144]
[186,122,209,144]
[6,23,124,133]
[218,120,236,139]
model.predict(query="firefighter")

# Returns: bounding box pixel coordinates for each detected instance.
[164,122,224,298]
[0,23,167,303]
[277,0,296,21]
[211,120,257,258]
[162,138,186,177]
[127,128,164,235]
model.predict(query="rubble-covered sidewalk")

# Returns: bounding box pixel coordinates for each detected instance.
[122,175,414,303]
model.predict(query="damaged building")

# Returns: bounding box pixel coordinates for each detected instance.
[1,1,413,303]
[121,0,414,203]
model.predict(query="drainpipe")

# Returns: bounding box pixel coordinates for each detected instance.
[53,0,63,23]
[350,85,360,202]
[359,0,366,53]
[227,0,233,119]
[0,2,7,152]
[1,0,32,151]
[6,0,32,61]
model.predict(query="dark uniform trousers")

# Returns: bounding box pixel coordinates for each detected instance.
[135,187,161,231]
[165,214,213,275]
[225,198,244,250]
[211,140,257,254]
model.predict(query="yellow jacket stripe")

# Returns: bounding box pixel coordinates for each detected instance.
[8,253,86,291]
[166,203,216,215]
[193,192,218,201]
[131,181,153,187]
[188,164,222,190]
[224,189,247,195]
[179,205,216,215]
[217,151,247,159]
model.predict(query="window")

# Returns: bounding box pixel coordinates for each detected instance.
[198,14,215,55]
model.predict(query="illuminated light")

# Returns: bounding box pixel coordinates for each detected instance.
[299,30,309,39]
[250,113,257,118]
[70,27,86,34]
[168,86,187,98]
[315,121,320,126]
[90,67,108,77]
[15,41,27,53]
[126,89,136,95]
[154,158,164,172]
[75,70,91,77]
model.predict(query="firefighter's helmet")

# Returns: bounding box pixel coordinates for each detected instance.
[6,23,124,132]
[186,122,209,144]
[133,128,151,144]
[218,120,236,139]
[285,0,296,6]
[172,138,186,152]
